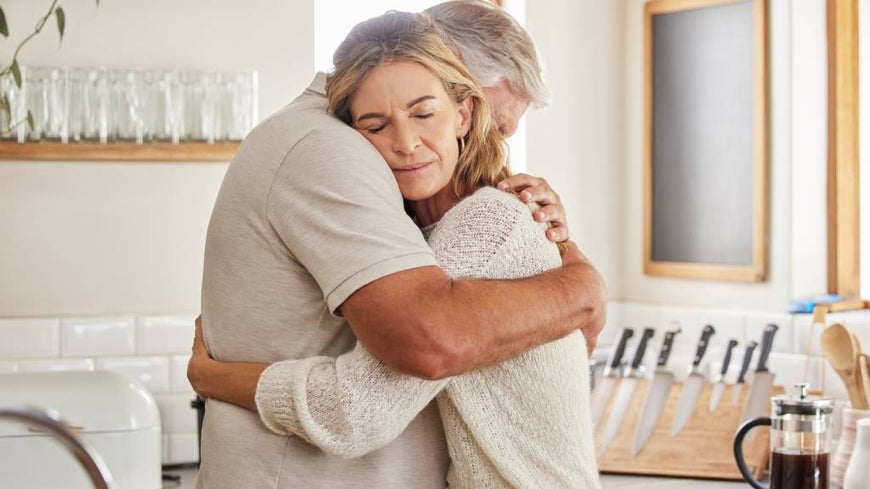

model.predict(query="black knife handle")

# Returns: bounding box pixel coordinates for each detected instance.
[736,341,758,383]
[719,339,739,376]
[630,328,656,370]
[609,328,635,370]
[692,324,716,367]
[756,323,779,373]
[657,328,681,367]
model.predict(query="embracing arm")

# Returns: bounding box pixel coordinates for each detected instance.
[342,239,605,380]
[188,316,448,457]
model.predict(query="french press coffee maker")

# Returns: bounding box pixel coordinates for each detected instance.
[734,384,834,489]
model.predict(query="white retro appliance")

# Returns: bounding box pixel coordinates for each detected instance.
[0,370,162,488]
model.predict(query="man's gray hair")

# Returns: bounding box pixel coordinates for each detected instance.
[425,0,550,108]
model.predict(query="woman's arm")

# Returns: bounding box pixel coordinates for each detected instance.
[187,317,449,458]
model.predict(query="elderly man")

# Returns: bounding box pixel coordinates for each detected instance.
[193,2,605,488]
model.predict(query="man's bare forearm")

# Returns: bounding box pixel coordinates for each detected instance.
[341,242,606,380]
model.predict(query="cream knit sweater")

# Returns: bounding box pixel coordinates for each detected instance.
[255,186,600,488]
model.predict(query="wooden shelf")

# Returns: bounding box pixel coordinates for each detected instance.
[0,141,240,162]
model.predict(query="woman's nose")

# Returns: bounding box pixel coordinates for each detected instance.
[391,121,420,155]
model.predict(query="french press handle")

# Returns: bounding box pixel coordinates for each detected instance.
[733,417,770,489]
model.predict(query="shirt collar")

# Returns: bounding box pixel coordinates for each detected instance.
[307,72,327,96]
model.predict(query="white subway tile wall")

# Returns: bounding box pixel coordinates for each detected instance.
[17,358,95,373]
[61,316,135,357]
[96,356,171,394]
[0,314,199,465]
[0,318,60,359]
[594,302,868,397]
[136,315,197,355]
[0,305,868,465]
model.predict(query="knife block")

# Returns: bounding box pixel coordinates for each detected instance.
[595,378,783,480]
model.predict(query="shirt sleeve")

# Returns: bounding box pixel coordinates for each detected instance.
[266,128,437,313]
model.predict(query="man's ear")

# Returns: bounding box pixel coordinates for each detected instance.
[451,46,463,60]
[456,97,473,138]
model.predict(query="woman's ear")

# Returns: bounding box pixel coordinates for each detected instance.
[456,97,473,139]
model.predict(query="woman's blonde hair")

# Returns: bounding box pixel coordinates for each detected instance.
[326,11,510,200]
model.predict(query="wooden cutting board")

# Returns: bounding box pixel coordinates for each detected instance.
[595,378,781,480]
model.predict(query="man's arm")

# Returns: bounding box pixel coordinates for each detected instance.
[341,240,606,380]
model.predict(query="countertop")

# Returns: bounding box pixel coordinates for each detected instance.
[162,467,749,488]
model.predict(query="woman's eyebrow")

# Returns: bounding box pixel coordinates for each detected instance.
[406,95,435,109]
[356,95,437,122]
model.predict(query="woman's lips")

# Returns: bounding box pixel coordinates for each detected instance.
[394,161,434,175]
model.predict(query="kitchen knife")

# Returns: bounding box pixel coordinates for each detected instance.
[731,341,758,405]
[591,327,635,428]
[670,324,716,437]
[741,323,779,424]
[599,327,656,457]
[632,327,681,456]
[709,339,739,412]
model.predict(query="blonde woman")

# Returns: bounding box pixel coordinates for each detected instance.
[190,11,600,489]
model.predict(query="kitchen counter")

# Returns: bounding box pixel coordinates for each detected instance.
[161,467,748,488]
[602,474,747,488]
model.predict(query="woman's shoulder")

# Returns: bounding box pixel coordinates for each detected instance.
[449,186,535,220]
[434,185,547,243]
[431,186,528,237]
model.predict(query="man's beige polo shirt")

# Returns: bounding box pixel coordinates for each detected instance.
[198,73,449,488]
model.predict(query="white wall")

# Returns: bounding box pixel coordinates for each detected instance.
[618,0,828,311]
[0,0,832,317]
[0,0,314,316]
[526,0,626,296]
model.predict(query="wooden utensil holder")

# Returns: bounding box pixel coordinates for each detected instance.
[596,378,783,480]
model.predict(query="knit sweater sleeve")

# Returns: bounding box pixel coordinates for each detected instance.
[255,340,448,458]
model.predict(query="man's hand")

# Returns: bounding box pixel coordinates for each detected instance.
[498,173,568,242]
[560,241,607,356]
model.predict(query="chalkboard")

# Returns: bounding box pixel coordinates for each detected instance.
[643,0,768,282]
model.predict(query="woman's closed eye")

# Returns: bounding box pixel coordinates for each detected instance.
[414,113,434,120]
[365,125,387,134]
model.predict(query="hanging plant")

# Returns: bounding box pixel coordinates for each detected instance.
[0,0,100,132]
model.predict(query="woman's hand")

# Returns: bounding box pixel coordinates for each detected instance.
[186,314,269,412]
[187,315,215,400]
[497,173,569,242]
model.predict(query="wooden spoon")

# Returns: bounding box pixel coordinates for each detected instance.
[861,353,870,409]
[820,323,868,409]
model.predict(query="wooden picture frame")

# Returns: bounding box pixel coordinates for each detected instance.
[643,0,769,282]
[826,0,861,298]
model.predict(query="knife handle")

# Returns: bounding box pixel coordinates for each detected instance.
[692,324,716,367]
[719,339,739,376]
[736,341,758,383]
[608,328,635,372]
[630,328,656,370]
[756,323,779,373]
[657,328,681,368]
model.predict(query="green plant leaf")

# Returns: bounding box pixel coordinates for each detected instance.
[10,60,21,88]
[55,7,66,42]
[0,95,10,126]
[96,0,100,6]
[26,111,34,131]
[0,6,9,37]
